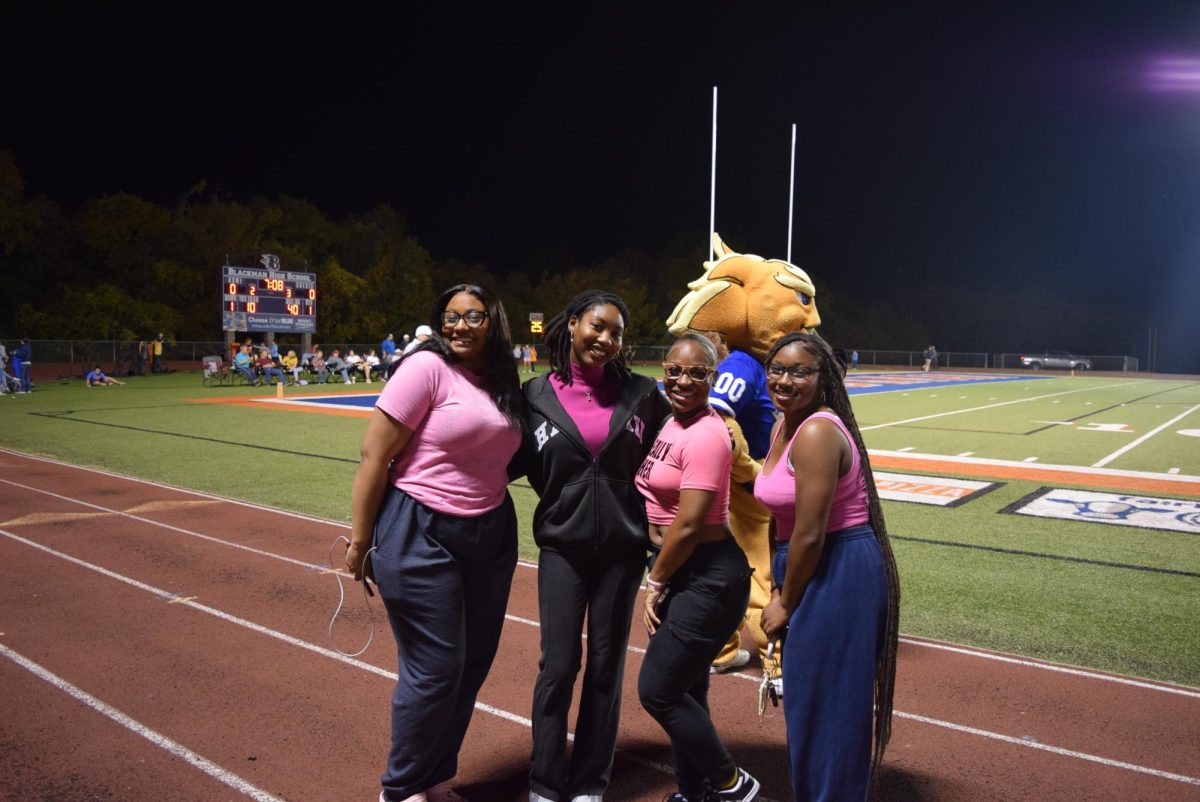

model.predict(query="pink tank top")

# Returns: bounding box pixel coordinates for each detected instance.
[753,411,869,540]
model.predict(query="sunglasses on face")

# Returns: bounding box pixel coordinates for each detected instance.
[767,363,819,380]
[441,310,489,328]
[663,362,715,382]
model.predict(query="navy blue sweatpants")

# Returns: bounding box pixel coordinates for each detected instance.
[372,486,518,801]
[773,524,887,802]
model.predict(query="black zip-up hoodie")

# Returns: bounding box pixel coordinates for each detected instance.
[517,371,671,555]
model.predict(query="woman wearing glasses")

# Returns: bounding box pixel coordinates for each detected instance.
[520,290,670,802]
[347,284,526,802]
[755,332,900,802]
[634,334,759,802]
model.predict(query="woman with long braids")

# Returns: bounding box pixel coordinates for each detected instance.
[756,332,900,802]
[520,290,671,802]
[346,284,526,802]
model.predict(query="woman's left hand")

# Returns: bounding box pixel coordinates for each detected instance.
[643,586,666,635]
[761,596,789,640]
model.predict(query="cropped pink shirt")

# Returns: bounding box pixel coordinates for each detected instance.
[635,407,732,526]
[753,411,869,540]
[375,351,521,516]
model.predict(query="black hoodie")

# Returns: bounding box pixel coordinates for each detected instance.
[517,371,671,555]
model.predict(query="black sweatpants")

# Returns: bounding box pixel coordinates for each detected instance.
[529,546,646,800]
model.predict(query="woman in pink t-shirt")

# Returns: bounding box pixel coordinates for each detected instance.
[754,332,900,802]
[346,283,526,802]
[634,334,759,802]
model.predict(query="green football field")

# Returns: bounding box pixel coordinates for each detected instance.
[2,367,1197,685]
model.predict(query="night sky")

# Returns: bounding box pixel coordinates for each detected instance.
[4,2,1200,371]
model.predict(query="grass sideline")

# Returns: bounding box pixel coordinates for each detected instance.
[2,368,1198,686]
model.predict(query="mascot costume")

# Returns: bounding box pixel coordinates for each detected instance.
[666,233,821,676]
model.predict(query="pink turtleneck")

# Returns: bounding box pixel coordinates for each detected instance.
[549,361,620,457]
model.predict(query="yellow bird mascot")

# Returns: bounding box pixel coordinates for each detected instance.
[666,233,821,677]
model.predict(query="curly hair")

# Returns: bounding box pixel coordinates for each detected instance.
[543,290,633,386]
[764,331,901,781]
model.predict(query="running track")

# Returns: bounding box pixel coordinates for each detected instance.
[1,449,1197,802]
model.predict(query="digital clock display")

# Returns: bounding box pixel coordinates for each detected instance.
[221,262,317,334]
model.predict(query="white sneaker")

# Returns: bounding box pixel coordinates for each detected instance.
[570,796,603,802]
[711,648,751,674]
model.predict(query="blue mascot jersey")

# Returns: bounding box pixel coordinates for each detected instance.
[709,349,776,460]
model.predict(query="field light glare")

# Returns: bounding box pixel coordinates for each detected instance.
[1145,56,1200,93]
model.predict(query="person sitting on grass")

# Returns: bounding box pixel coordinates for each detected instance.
[85,366,126,387]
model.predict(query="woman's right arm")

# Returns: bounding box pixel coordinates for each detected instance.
[346,408,414,579]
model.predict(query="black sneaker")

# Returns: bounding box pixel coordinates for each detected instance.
[707,768,760,802]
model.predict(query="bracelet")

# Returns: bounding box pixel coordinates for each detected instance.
[646,576,667,592]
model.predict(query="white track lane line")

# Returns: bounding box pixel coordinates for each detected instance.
[3,528,1198,790]
[2,455,1196,696]
[0,528,783,800]
[859,381,1146,431]
[1092,402,1200,468]
[0,642,286,802]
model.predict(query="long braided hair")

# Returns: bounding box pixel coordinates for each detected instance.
[763,331,901,780]
[543,290,633,386]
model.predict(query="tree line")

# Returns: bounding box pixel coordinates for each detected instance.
[1,150,1126,357]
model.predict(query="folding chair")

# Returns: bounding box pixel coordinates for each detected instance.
[201,355,231,386]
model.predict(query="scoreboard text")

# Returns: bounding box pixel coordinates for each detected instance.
[221,262,317,334]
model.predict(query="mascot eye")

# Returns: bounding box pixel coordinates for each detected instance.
[799,292,811,305]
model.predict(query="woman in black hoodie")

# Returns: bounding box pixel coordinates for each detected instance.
[520,290,671,802]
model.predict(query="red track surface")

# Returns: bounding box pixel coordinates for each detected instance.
[1,449,1197,802]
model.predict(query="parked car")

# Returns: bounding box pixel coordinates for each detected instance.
[1018,350,1092,371]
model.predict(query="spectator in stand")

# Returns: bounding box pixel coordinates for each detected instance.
[310,349,328,383]
[86,365,125,387]
[268,340,281,364]
[282,350,301,384]
[255,347,286,386]
[345,349,364,383]
[403,325,433,356]
[233,344,258,385]
[364,349,381,383]
[381,333,397,364]
[326,349,351,384]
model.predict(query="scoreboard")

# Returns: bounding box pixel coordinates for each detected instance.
[221,258,317,334]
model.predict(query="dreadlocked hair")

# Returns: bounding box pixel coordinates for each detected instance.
[764,331,901,782]
[399,283,528,432]
[543,290,633,386]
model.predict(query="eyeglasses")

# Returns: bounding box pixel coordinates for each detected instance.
[441,310,489,328]
[767,364,819,380]
[663,362,715,382]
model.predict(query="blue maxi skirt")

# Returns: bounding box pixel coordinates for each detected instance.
[772,524,887,802]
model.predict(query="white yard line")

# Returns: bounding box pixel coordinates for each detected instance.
[859,381,1144,431]
[1092,402,1200,468]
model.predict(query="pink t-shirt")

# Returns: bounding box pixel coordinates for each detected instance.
[754,411,869,540]
[376,351,521,516]
[635,407,732,526]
